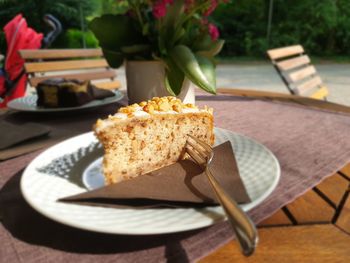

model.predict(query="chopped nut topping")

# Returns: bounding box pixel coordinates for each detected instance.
[110,115,121,121]
[185,103,196,108]
[158,101,171,111]
[143,104,155,114]
[114,96,211,117]
[172,104,182,112]
[130,103,139,108]
[119,106,135,114]
[96,119,103,126]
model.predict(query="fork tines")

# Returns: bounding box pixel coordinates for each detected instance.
[186,135,213,166]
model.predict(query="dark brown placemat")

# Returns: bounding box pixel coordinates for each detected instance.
[2,94,350,262]
[0,127,75,160]
[0,96,127,160]
[0,121,51,150]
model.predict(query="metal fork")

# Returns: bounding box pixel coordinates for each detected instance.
[186,135,258,256]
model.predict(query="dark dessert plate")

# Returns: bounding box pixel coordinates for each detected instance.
[7,90,124,113]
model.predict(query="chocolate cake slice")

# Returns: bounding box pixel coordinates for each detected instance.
[36,78,115,108]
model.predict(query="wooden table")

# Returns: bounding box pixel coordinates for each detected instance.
[200,89,350,262]
[2,89,350,262]
[200,165,350,262]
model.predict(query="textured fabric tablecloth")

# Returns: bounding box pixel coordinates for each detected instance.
[1,94,350,262]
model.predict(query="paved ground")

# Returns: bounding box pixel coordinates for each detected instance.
[116,62,350,105]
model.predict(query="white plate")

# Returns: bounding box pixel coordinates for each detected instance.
[20,127,280,235]
[7,90,124,112]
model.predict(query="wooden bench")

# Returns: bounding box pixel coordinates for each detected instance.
[267,45,328,100]
[19,48,121,90]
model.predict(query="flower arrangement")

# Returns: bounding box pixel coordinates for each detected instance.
[90,0,229,96]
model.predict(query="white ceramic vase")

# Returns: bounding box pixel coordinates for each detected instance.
[125,60,195,104]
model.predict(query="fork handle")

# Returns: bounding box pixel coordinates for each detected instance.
[206,167,258,256]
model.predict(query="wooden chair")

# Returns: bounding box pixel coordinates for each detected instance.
[19,48,121,90]
[267,45,328,100]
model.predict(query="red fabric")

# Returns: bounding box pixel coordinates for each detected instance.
[0,75,5,97]
[0,14,43,107]
[0,76,27,107]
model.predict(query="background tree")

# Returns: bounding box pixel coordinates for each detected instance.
[212,0,350,57]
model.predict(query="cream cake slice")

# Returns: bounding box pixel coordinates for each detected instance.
[94,96,214,184]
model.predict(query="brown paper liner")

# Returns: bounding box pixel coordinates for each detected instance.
[59,141,251,208]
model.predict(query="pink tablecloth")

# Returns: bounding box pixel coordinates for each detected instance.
[1,94,350,262]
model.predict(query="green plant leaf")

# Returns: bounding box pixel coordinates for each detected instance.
[164,58,185,96]
[89,14,142,50]
[121,44,150,54]
[142,23,149,35]
[192,34,212,51]
[89,14,150,67]
[169,45,216,94]
[101,48,124,68]
[164,0,184,30]
[172,27,186,45]
[195,54,216,92]
[180,26,197,47]
[162,0,185,49]
[197,40,225,57]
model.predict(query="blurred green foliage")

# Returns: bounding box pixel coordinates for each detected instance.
[0,0,99,54]
[53,29,99,49]
[1,0,350,59]
[0,0,132,55]
[212,0,350,57]
[97,0,129,15]
[0,0,98,32]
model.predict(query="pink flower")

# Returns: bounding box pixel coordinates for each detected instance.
[208,23,219,40]
[152,0,173,19]
[153,2,166,19]
[204,0,218,17]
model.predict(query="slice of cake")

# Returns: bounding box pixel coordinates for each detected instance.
[36,78,114,108]
[94,96,214,184]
